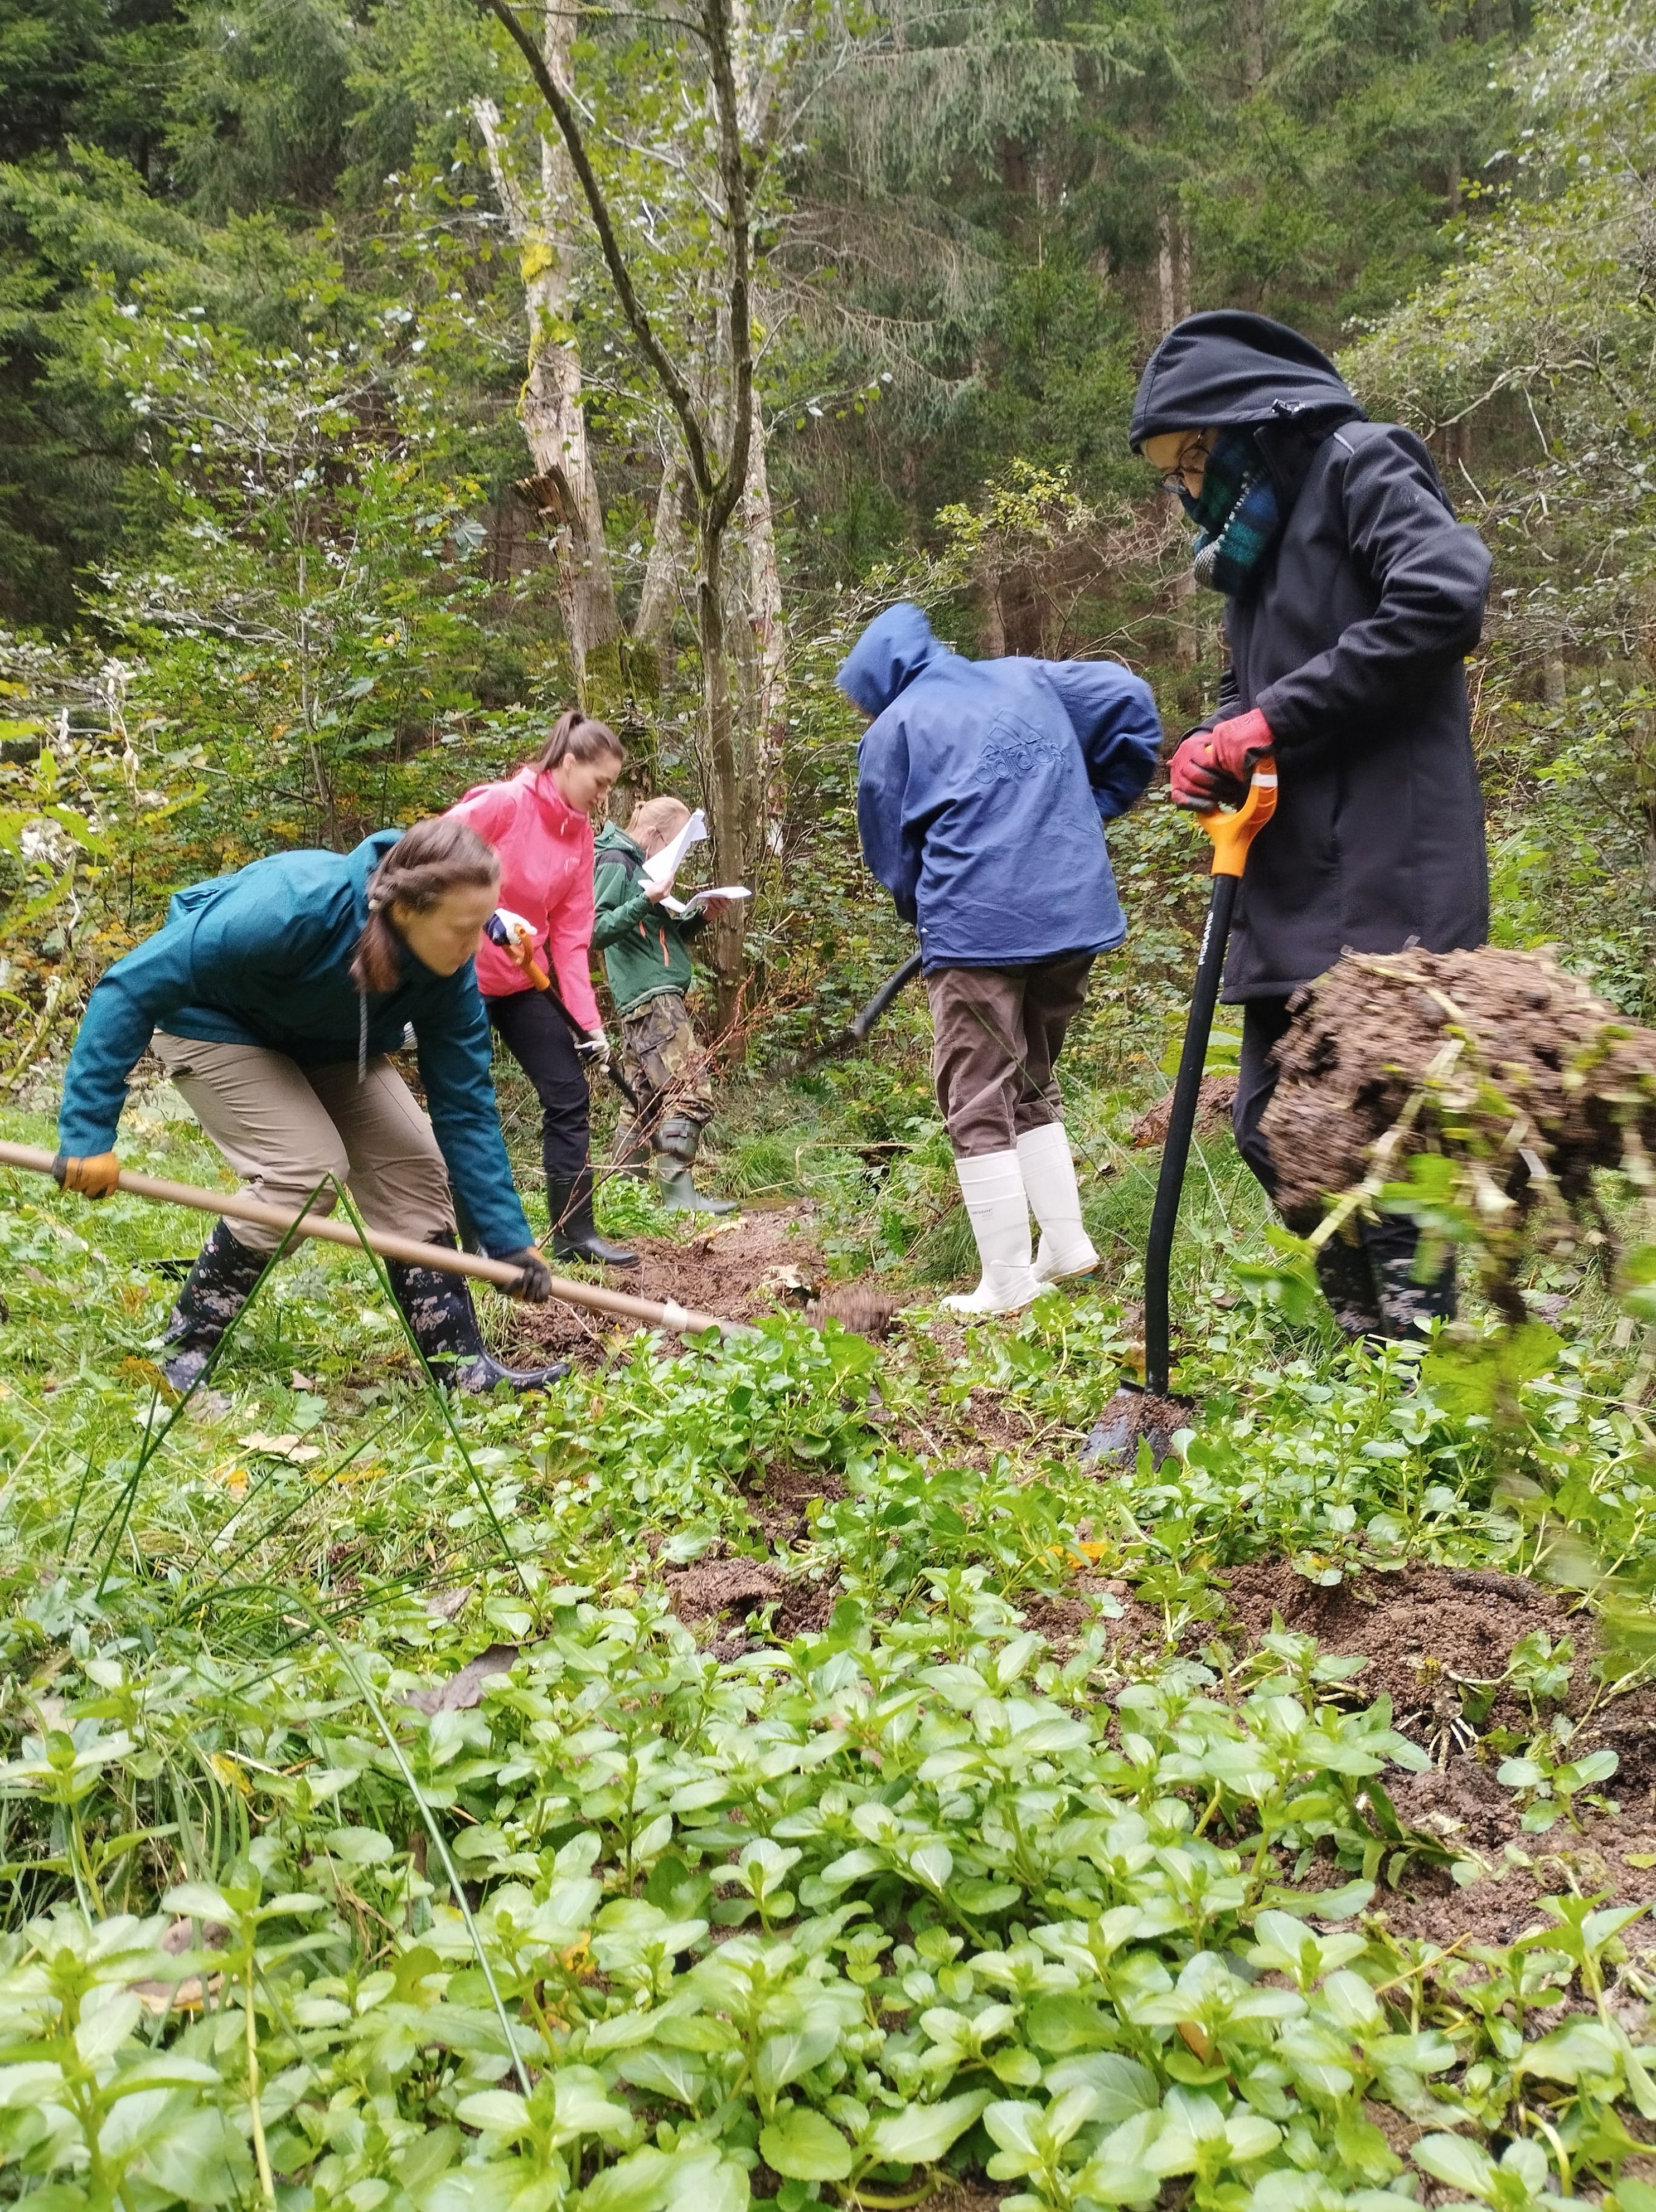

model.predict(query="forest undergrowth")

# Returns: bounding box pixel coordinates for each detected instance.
[7,974,1656,2212]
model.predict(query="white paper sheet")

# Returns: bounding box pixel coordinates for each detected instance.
[642,807,708,892]
[660,885,752,918]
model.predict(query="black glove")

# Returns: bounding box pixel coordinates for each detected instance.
[502,1246,552,1303]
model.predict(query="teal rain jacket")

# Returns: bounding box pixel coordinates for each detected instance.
[56,830,532,1257]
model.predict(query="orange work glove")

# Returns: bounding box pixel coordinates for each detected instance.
[54,1151,122,1199]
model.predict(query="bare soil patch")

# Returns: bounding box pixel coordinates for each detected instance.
[664,1551,837,1654]
[500,1206,830,1366]
[1224,1560,1656,1924]
[805,1286,906,1339]
[1261,946,1656,1234]
[740,1458,849,1550]
[1223,1560,1581,1730]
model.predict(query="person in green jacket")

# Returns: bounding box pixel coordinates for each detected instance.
[592,797,737,1214]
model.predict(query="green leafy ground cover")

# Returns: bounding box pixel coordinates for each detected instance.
[5,1068,1656,2212]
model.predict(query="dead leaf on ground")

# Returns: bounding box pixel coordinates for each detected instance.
[238,1430,322,1463]
[401,1643,521,1715]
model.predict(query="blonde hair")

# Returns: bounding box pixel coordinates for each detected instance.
[628,795,691,853]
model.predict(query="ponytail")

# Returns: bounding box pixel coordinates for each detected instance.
[352,818,500,995]
[530,707,626,776]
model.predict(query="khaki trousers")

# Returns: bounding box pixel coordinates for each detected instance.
[925,955,1094,1157]
[151,1033,456,1253]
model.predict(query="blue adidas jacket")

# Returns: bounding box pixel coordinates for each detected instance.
[56,830,532,1257]
[840,604,1162,969]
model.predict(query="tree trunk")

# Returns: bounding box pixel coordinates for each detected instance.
[1169,564,1198,669]
[520,261,626,715]
[697,518,745,1030]
[635,457,686,697]
[472,80,624,717]
[1241,0,1265,88]
[742,386,786,854]
[1156,206,1188,329]
[1538,513,1567,706]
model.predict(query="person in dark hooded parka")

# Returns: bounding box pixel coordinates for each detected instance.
[839,604,1161,1314]
[1129,312,1492,1336]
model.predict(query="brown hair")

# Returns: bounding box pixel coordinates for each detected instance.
[628,794,691,851]
[531,707,625,776]
[352,818,500,994]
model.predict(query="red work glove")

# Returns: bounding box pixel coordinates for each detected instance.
[1168,708,1274,809]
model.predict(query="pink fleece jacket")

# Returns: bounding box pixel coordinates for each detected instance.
[448,768,602,1031]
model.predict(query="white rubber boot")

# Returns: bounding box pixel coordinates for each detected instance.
[1019,1121,1099,1283]
[942,1149,1041,1315]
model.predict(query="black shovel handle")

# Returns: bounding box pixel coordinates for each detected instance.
[849,951,924,1041]
[1144,871,1238,1398]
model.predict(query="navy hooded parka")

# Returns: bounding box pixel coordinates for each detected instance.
[1130,312,1492,1001]
[840,605,1161,969]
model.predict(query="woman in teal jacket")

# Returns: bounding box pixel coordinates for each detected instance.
[55,818,563,1394]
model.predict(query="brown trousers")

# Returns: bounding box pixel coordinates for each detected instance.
[151,1032,456,1252]
[925,955,1094,1157]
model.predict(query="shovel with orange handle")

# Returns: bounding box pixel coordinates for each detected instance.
[484,909,642,1113]
[1086,757,1279,1462]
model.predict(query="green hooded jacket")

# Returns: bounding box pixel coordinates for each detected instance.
[592,821,707,1016]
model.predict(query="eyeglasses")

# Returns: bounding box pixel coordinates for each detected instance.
[1156,433,1212,492]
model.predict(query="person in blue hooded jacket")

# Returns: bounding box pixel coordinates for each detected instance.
[54,817,565,1395]
[839,603,1161,1313]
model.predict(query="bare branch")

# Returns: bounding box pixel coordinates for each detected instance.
[472,0,715,501]
[703,0,754,538]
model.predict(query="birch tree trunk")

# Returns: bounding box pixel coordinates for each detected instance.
[473,37,624,719]
[742,386,786,856]
[698,527,747,1027]
[635,458,687,695]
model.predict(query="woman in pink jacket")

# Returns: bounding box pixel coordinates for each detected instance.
[449,711,637,1268]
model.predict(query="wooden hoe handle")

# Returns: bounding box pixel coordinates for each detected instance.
[0,1139,737,1339]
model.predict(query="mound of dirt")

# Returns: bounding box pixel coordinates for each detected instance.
[1260,946,1656,1236]
[805,1287,905,1339]
[1130,1072,1238,1149]
[664,1553,837,1652]
[1224,1560,1581,1732]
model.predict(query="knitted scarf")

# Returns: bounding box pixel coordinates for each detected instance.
[1179,428,1281,595]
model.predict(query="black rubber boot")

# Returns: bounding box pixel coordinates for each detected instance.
[654,1114,738,1216]
[1314,1231,1383,1338]
[161,1221,269,1393]
[1366,1215,1457,1340]
[386,1249,570,1393]
[546,1167,638,1267]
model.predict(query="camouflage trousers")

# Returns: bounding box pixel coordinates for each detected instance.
[619,992,716,1141]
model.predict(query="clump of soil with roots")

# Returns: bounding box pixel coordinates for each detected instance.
[1260,947,1656,1317]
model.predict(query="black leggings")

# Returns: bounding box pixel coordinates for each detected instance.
[1233,996,1293,1196]
[487,990,591,1184]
